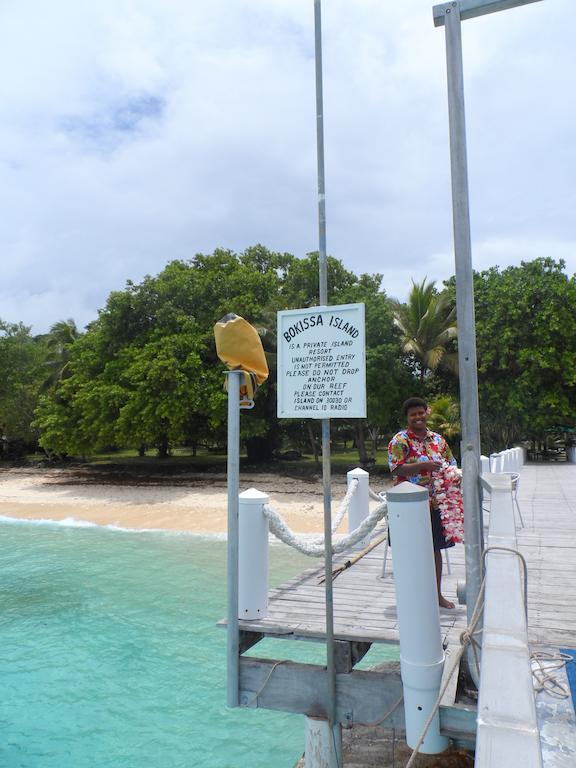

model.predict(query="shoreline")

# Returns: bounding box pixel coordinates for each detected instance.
[0,467,390,535]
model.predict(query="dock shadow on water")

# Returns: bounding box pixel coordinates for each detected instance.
[0,522,320,768]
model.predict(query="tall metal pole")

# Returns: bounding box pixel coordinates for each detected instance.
[313,2,341,765]
[226,370,242,707]
[442,3,484,635]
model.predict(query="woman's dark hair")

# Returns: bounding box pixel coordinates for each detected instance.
[402,397,428,416]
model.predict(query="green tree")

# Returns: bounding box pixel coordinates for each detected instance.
[427,394,461,460]
[41,318,81,391]
[34,247,286,458]
[339,274,415,465]
[390,278,457,385]
[442,258,576,452]
[33,247,419,465]
[465,258,576,451]
[0,321,47,456]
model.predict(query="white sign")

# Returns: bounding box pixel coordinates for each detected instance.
[277,303,366,419]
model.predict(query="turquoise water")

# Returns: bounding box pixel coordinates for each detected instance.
[0,521,397,768]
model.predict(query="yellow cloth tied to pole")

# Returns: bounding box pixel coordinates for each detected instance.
[214,314,269,400]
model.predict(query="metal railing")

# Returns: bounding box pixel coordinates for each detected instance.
[475,474,542,766]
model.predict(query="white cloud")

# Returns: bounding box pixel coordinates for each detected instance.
[0,0,574,330]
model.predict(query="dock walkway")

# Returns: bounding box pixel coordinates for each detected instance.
[237,463,576,652]
[230,463,576,765]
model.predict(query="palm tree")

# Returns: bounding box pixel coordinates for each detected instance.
[427,395,461,461]
[390,278,457,382]
[427,395,460,441]
[41,318,80,391]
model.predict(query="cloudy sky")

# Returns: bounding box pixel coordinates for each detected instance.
[0,0,574,334]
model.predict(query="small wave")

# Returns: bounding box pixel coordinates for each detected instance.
[0,515,226,540]
[0,514,99,530]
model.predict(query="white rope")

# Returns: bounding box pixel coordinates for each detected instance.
[263,497,388,557]
[369,486,385,502]
[531,651,572,699]
[305,477,358,545]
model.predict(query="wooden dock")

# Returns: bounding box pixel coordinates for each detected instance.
[223,462,576,763]
[234,462,576,651]
[514,463,576,649]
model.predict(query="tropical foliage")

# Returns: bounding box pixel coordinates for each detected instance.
[2,251,576,464]
[463,258,576,451]
[390,278,457,382]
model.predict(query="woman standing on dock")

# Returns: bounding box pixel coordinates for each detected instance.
[388,396,456,609]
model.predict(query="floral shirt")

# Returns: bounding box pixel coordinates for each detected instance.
[388,429,456,496]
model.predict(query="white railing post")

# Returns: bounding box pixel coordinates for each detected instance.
[480,455,490,474]
[491,453,503,473]
[386,482,449,754]
[347,467,369,548]
[238,488,269,620]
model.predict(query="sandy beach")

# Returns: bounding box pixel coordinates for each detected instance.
[0,466,389,534]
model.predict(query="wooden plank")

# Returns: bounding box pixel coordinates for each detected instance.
[439,703,478,749]
[439,645,463,709]
[239,656,406,727]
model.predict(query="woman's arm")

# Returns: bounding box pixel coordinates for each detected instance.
[390,460,442,477]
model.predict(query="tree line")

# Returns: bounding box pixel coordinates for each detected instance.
[1,248,575,464]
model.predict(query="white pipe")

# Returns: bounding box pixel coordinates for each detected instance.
[347,467,369,548]
[386,482,449,754]
[238,488,269,620]
[305,716,335,768]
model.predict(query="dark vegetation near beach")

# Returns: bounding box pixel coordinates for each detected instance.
[2,249,576,469]
[3,445,392,489]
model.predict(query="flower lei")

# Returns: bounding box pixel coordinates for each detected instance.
[432,463,464,543]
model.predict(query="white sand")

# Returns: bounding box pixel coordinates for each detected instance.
[0,467,384,534]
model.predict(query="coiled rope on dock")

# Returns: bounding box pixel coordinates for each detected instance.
[262,479,388,557]
[530,651,572,699]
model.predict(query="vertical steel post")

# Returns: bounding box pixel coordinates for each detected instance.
[313,2,341,765]
[442,3,484,631]
[314,0,328,309]
[226,370,242,707]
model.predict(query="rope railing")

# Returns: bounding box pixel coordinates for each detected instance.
[262,480,388,557]
[305,477,359,545]
[369,486,385,502]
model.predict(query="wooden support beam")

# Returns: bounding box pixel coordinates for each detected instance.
[240,655,478,741]
[334,640,372,673]
[239,657,405,728]
[439,646,462,708]
[439,703,477,749]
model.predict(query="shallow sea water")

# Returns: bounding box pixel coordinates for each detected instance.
[0,520,398,768]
